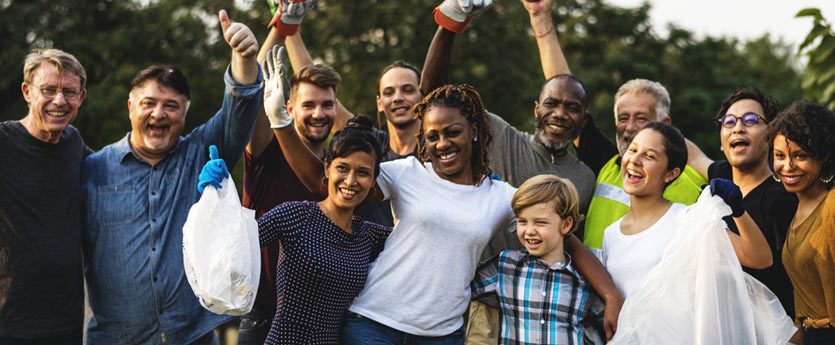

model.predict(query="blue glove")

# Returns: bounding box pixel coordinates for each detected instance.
[197,145,230,194]
[709,178,744,218]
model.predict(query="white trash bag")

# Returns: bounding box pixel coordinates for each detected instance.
[610,188,797,345]
[182,177,260,316]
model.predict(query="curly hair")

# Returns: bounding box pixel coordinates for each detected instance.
[767,100,835,189]
[713,88,780,132]
[413,84,491,186]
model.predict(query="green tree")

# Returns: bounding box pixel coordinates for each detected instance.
[797,7,835,110]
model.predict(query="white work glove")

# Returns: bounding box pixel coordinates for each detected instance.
[435,0,493,33]
[262,45,292,129]
[267,0,319,36]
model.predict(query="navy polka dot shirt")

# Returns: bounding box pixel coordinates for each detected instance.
[258,201,391,344]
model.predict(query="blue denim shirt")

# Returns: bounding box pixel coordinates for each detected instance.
[81,66,262,345]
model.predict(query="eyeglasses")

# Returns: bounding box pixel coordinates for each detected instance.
[718,112,765,128]
[37,86,82,101]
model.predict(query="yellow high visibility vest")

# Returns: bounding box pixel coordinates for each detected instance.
[583,155,707,251]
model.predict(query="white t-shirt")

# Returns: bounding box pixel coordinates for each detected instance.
[349,156,517,336]
[601,203,687,299]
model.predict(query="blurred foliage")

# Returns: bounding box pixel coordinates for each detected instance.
[0,0,805,162]
[796,7,835,110]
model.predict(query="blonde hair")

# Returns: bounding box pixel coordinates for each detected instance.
[511,174,584,234]
[23,49,86,89]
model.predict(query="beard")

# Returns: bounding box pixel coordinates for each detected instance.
[534,127,571,153]
[616,129,638,155]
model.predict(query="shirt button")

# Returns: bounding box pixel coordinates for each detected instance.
[540,319,545,325]
[151,192,156,196]
[152,218,157,222]
[152,247,156,252]
[153,276,158,282]
[541,291,547,296]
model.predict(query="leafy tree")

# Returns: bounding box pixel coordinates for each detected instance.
[797,7,835,110]
[0,0,803,162]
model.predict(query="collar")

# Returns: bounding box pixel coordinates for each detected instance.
[524,250,579,275]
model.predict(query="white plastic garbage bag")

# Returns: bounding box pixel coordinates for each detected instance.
[182,177,260,316]
[610,188,797,345]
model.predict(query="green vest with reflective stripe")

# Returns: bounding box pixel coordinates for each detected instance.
[583,155,707,250]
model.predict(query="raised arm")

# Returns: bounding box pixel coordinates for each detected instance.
[220,10,259,85]
[686,138,713,179]
[247,29,287,158]
[523,0,570,78]
[421,0,493,95]
[565,234,622,340]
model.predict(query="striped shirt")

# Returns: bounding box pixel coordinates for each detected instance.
[471,250,604,345]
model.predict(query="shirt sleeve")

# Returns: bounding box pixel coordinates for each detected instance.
[190,64,264,170]
[364,220,393,249]
[376,157,414,201]
[471,253,501,300]
[257,201,308,247]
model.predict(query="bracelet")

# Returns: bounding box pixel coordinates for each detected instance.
[533,23,555,38]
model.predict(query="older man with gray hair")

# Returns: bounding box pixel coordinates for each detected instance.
[580,78,707,256]
[1,48,91,344]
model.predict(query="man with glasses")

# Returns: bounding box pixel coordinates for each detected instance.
[0,48,91,344]
[688,88,798,317]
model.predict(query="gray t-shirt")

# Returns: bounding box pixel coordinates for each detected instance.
[484,112,595,258]
[0,121,90,338]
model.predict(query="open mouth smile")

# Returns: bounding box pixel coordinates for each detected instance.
[47,111,68,118]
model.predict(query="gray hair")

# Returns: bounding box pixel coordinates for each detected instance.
[613,78,670,121]
[23,49,87,90]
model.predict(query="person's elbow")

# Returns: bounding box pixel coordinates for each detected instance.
[742,250,773,269]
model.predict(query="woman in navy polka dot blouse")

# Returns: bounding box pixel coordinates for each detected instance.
[200,117,391,344]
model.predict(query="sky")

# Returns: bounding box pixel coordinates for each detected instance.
[606,0,835,48]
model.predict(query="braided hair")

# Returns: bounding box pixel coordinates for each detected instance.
[413,84,491,186]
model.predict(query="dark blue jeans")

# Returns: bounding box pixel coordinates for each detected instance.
[236,304,273,345]
[805,327,835,345]
[342,312,465,345]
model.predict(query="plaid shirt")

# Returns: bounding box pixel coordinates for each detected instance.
[471,250,604,345]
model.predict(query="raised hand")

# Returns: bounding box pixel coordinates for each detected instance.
[262,45,292,129]
[709,178,745,217]
[198,145,230,194]
[267,0,320,36]
[219,10,258,59]
[435,0,493,34]
[522,0,553,16]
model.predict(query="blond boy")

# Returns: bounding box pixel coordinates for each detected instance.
[471,175,604,344]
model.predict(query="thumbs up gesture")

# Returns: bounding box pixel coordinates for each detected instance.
[219,10,258,59]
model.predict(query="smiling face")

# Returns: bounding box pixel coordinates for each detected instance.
[323,151,377,212]
[621,129,680,198]
[422,106,476,185]
[534,77,587,151]
[289,81,337,145]
[615,92,662,155]
[377,67,422,129]
[516,201,572,265]
[772,134,826,197]
[128,80,188,163]
[21,63,86,143]
[720,99,770,172]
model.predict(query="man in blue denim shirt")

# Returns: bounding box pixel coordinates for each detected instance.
[81,11,262,345]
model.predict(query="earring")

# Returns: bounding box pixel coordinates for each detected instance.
[821,173,834,184]
[473,137,478,142]
[772,174,781,182]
